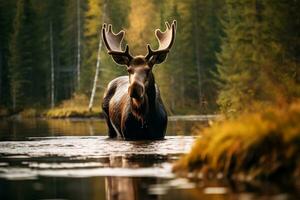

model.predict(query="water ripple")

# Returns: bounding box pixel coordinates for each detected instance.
[0,136,195,158]
[0,136,195,179]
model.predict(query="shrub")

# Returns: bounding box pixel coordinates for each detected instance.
[173,101,300,180]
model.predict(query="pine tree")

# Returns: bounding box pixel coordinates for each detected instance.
[126,0,159,55]
[191,0,224,112]
[261,0,300,101]
[155,0,199,114]
[8,0,25,110]
[217,0,263,114]
[60,0,78,94]
[0,0,16,107]
[97,0,130,97]
[217,0,300,114]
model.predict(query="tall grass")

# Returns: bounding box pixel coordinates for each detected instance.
[44,94,102,118]
[173,101,300,180]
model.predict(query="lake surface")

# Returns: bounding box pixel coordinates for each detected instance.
[0,118,298,200]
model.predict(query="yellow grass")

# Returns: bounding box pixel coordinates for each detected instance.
[173,101,300,180]
[44,94,102,118]
[19,108,40,118]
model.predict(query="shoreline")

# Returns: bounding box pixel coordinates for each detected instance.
[0,113,221,121]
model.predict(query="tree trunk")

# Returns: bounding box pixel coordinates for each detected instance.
[0,47,2,104]
[88,33,103,111]
[88,1,106,111]
[194,1,203,109]
[76,0,81,90]
[12,86,16,111]
[50,20,55,108]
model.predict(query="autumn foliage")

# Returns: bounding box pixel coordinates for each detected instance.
[174,101,300,180]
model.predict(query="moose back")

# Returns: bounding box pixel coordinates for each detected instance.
[102,21,176,140]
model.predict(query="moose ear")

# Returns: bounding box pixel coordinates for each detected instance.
[111,55,131,66]
[109,46,132,66]
[148,53,168,66]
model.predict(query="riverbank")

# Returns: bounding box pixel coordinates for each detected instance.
[1,109,220,122]
[0,107,103,119]
[173,101,300,182]
[1,105,220,120]
[0,94,104,119]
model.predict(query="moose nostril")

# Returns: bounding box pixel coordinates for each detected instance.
[130,89,140,99]
[129,82,144,99]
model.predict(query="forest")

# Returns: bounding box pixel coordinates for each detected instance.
[1,1,300,196]
[0,0,299,116]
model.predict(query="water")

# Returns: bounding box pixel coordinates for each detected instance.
[0,118,298,200]
[0,118,207,141]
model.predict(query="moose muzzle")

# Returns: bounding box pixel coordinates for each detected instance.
[128,81,145,100]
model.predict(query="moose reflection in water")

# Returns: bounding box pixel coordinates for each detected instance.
[105,177,160,200]
[105,155,163,200]
[102,21,176,140]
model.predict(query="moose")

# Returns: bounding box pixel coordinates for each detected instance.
[102,20,176,140]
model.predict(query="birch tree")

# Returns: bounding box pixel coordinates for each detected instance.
[88,32,103,111]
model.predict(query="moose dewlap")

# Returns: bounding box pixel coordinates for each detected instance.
[102,20,176,140]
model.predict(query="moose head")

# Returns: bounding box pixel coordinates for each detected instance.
[102,20,176,102]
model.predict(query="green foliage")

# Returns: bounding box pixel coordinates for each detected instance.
[8,0,25,110]
[169,0,197,112]
[59,0,79,95]
[217,0,300,115]
[173,101,300,180]
[155,0,223,114]
[81,0,102,94]
[0,0,299,116]
[0,1,15,106]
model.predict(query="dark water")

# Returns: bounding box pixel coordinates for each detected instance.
[0,118,208,141]
[0,118,298,200]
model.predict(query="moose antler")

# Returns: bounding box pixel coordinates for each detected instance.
[145,20,176,61]
[102,24,132,65]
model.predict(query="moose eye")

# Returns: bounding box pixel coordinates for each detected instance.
[127,68,134,74]
[145,67,151,75]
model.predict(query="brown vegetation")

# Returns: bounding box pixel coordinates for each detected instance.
[173,101,300,181]
[44,94,102,118]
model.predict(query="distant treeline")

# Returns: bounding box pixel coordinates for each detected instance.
[0,0,299,114]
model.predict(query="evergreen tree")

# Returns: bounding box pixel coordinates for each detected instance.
[8,0,25,110]
[97,0,130,98]
[0,0,16,107]
[262,0,300,101]
[217,0,262,114]
[217,0,300,114]
[191,0,224,112]
[60,0,78,94]
[0,0,299,113]
[156,0,199,114]
[126,0,160,55]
